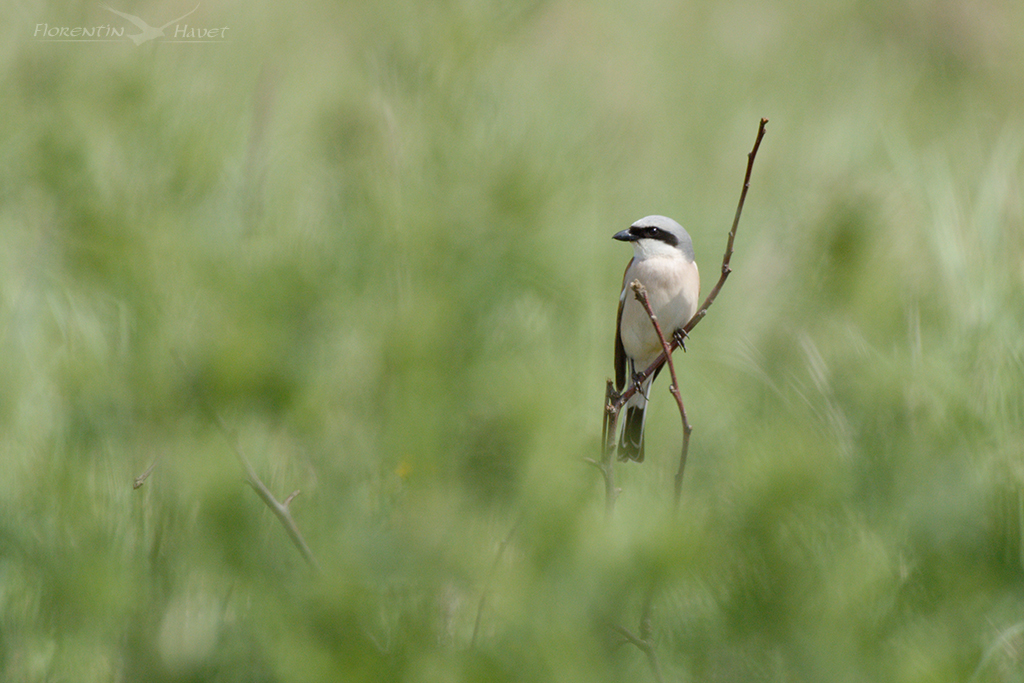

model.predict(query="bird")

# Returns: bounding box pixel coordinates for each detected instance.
[613,215,700,462]
[103,4,199,45]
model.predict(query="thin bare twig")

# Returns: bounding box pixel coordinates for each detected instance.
[609,622,665,683]
[602,287,675,683]
[211,413,321,573]
[170,351,321,572]
[629,282,692,512]
[471,516,522,648]
[133,457,160,489]
[611,117,768,413]
[587,380,621,516]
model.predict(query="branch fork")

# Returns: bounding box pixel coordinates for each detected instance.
[139,352,323,573]
[608,117,769,415]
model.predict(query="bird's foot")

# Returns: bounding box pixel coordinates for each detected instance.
[630,372,646,397]
[672,328,688,351]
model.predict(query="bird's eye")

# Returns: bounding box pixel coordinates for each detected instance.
[647,227,660,236]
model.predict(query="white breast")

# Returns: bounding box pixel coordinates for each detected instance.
[620,254,700,368]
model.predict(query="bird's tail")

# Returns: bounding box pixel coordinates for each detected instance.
[617,373,655,462]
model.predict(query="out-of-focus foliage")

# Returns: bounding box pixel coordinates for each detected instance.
[2,0,1023,681]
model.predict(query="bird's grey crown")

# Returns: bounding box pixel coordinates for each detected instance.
[631,215,694,261]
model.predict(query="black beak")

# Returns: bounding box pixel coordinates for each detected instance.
[613,228,637,242]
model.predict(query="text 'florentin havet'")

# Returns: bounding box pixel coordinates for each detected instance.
[33,24,229,40]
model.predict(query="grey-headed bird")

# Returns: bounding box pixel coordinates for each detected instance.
[613,216,700,462]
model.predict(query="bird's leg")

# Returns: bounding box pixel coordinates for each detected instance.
[672,328,688,351]
[631,371,647,398]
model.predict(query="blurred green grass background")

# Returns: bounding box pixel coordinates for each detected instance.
[2,0,1023,680]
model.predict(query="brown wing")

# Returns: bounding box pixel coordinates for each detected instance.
[614,257,633,391]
